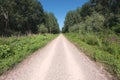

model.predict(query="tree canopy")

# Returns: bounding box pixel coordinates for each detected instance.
[0,0,60,36]
[63,0,120,34]
[44,12,60,34]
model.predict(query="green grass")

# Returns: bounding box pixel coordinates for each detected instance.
[0,34,58,75]
[65,33,120,79]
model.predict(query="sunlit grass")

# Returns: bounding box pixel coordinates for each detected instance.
[0,34,58,75]
[65,33,120,79]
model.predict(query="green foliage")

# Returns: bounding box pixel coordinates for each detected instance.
[65,12,105,33]
[0,45,11,58]
[63,0,120,79]
[62,0,120,34]
[80,2,93,18]
[0,0,60,36]
[68,24,80,33]
[65,33,120,79]
[63,9,82,33]
[38,24,48,33]
[44,12,60,34]
[0,0,45,35]
[84,33,98,45]
[84,13,105,32]
[112,24,120,34]
[0,34,57,75]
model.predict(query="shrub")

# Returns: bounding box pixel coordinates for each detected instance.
[0,45,11,58]
[65,33,120,79]
[38,24,48,33]
[68,24,80,33]
[0,34,57,75]
[84,12,105,32]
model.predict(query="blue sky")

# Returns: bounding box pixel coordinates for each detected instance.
[39,0,89,30]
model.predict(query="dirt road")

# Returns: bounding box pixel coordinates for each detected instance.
[0,34,111,80]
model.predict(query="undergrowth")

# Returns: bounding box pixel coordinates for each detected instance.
[0,34,57,75]
[65,33,120,79]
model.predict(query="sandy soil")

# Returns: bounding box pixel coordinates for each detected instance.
[0,34,112,80]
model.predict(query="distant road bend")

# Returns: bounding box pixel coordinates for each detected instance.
[0,34,111,80]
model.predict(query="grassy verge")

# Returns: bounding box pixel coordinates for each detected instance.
[65,33,120,79]
[0,34,58,75]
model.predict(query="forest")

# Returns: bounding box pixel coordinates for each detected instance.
[63,0,120,79]
[63,0,120,33]
[0,0,59,75]
[0,0,60,36]
[0,0,120,79]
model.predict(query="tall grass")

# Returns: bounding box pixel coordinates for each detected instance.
[65,33,120,79]
[0,34,58,75]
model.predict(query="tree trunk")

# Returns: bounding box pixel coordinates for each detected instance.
[1,7,9,32]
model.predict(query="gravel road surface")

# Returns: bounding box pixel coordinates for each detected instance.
[0,34,111,80]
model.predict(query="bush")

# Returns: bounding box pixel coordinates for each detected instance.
[112,24,120,34]
[84,33,98,45]
[0,34,57,75]
[38,24,48,33]
[84,12,105,32]
[65,33,120,79]
[0,45,11,58]
[68,24,80,33]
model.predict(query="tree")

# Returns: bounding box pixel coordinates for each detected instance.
[63,8,82,33]
[38,24,48,34]
[80,2,93,19]
[0,0,15,35]
[84,12,105,32]
[44,12,60,34]
[63,0,120,34]
[63,11,76,32]
[13,0,44,34]
[68,24,79,33]
[0,0,45,36]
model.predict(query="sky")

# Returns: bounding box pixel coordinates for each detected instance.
[39,0,89,30]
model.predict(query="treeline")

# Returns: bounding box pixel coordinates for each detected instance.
[62,0,120,34]
[63,0,120,79]
[0,0,60,36]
